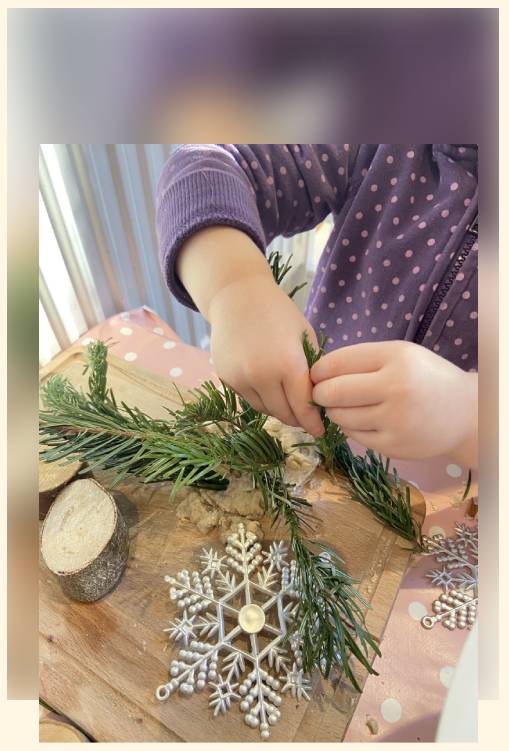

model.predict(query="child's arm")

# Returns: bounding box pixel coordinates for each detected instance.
[156,144,358,435]
[310,340,478,467]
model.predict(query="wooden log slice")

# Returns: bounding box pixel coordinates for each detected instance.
[39,454,90,520]
[41,479,129,602]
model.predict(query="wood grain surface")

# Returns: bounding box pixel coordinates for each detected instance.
[39,346,425,742]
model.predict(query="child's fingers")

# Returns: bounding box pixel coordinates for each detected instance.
[310,342,386,383]
[325,404,383,432]
[312,372,383,409]
[283,370,324,438]
[257,381,300,428]
[236,386,267,416]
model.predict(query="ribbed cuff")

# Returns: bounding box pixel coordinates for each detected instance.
[157,168,267,311]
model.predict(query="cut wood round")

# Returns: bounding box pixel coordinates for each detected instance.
[39,454,90,520]
[41,479,129,602]
[39,719,90,743]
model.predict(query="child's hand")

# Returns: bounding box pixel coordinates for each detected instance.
[310,340,477,465]
[208,274,324,437]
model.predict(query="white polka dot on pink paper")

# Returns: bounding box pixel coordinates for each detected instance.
[120,327,133,336]
[124,352,138,362]
[163,340,177,350]
[169,367,183,378]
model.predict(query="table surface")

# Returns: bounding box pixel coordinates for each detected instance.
[41,306,477,743]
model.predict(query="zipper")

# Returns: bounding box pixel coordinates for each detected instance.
[415,212,478,344]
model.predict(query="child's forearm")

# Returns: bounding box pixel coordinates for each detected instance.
[176,226,274,320]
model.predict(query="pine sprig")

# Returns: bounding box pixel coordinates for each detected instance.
[39,340,380,688]
[268,249,307,299]
[301,333,422,547]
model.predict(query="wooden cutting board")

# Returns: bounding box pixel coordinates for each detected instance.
[39,345,425,743]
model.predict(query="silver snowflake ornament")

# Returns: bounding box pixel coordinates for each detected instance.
[155,523,311,739]
[420,522,478,632]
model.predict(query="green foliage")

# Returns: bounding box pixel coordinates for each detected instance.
[268,249,307,299]
[39,340,380,689]
[301,332,422,547]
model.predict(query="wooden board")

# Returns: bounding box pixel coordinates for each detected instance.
[39,345,425,743]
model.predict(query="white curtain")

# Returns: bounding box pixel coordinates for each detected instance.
[39,144,331,365]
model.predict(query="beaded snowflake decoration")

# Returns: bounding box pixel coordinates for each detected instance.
[420,522,478,632]
[155,523,312,739]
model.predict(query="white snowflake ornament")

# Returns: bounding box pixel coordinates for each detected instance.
[420,522,478,632]
[155,523,311,739]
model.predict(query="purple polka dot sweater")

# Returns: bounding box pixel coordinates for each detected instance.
[156,144,478,370]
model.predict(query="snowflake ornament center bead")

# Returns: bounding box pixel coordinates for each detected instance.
[155,523,311,740]
[238,604,265,634]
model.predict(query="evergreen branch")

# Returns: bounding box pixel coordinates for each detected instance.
[39,340,380,689]
[268,249,307,299]
[301,332,423,547]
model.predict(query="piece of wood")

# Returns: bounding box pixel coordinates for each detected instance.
[39,704,90,743]
[41,479,129,602]
[39,345,426,742]
[39,453,89,520]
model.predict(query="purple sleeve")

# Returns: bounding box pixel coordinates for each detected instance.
[155,143,359,309]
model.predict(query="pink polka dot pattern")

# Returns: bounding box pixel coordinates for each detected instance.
[159,144,478,371]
